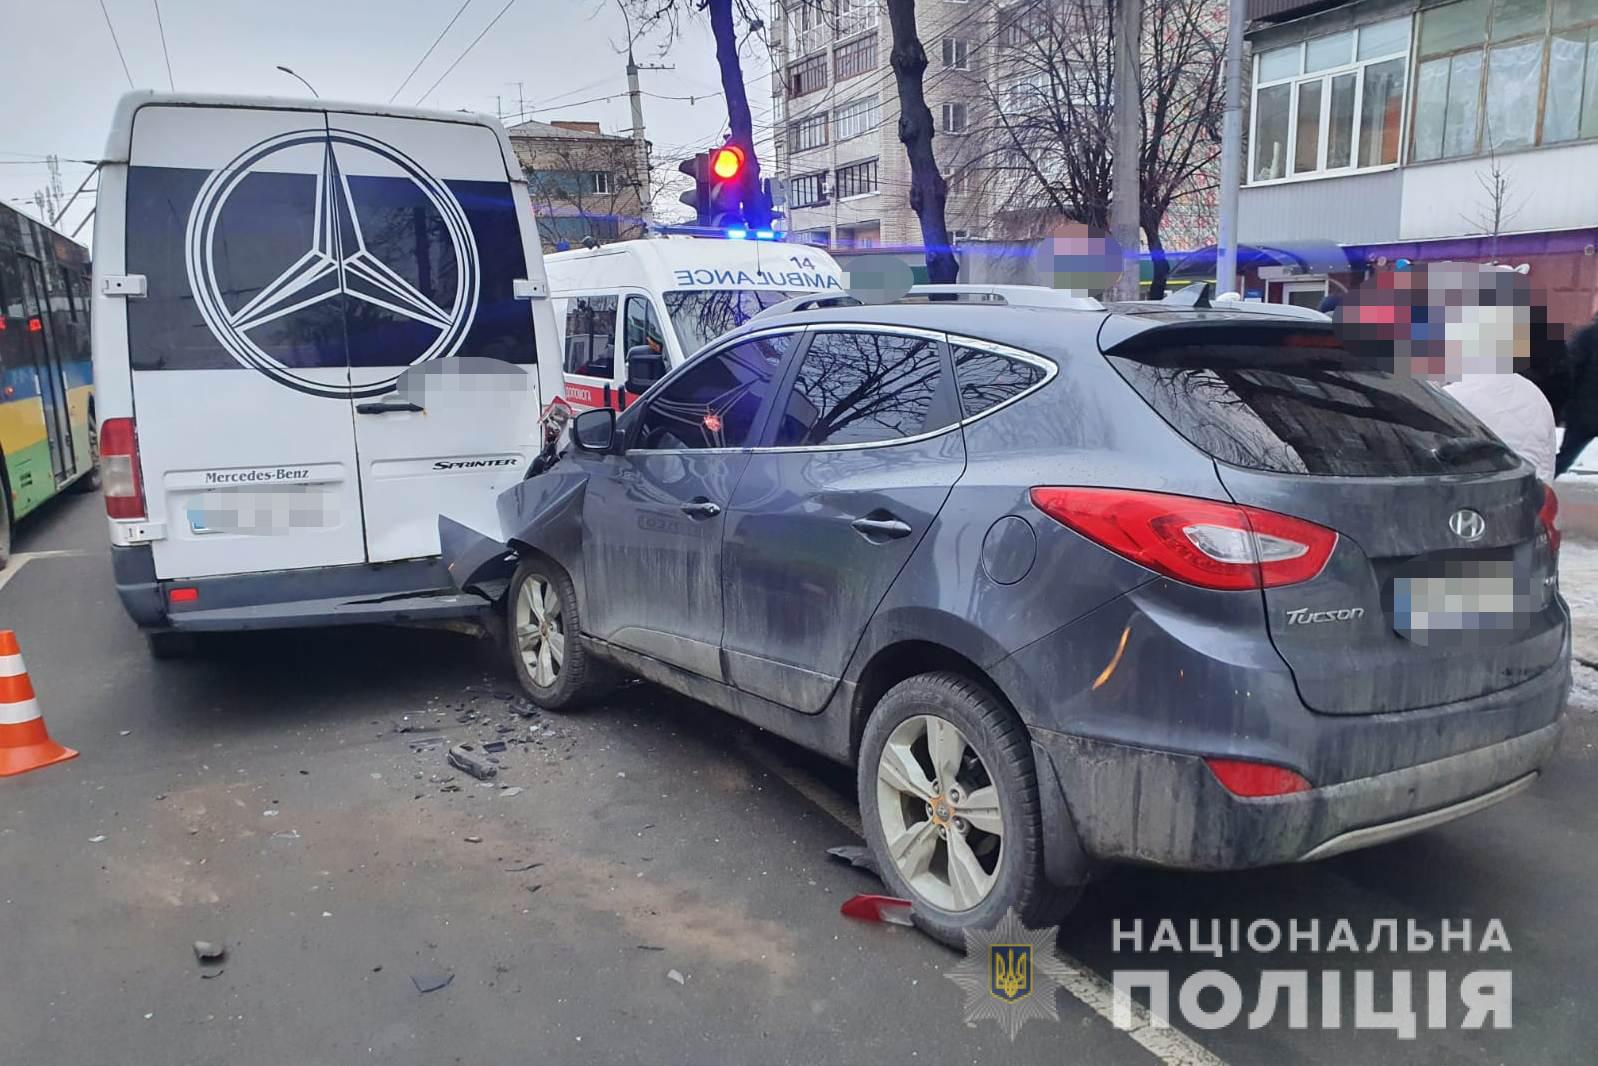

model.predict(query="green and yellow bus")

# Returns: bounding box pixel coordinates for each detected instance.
[0,202,96,565]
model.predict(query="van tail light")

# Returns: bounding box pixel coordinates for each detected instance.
[100,417,146,520]
[1538,482,1560,553]
[1028,487,1337,591]
[1204,757,1312,797]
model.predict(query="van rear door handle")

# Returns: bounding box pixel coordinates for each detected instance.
[851,517,912,540]
[356,401,423,414]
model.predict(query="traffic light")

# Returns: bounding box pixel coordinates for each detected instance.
[678,152,709,226]
[708,144,745,228]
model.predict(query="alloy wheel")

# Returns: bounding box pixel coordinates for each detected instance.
[875,714,1004,912]
[514,574,565,688]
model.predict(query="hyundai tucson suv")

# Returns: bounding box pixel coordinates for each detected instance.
[482,285,1569,943]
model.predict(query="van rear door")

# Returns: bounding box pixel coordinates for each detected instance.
[323,110,545,563]
[125,103,367,579]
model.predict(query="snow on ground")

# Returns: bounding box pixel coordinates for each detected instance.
[1559,540,1598,710]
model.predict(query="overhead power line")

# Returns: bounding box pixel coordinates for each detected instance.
[97,0,136,90]
[390,0,475,104]
[415,0,518,106]
[153,0,176,91]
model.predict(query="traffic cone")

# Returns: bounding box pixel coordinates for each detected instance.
[0,630,77,777]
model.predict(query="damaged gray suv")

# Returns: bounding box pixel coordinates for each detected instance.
[482,285,1569,943]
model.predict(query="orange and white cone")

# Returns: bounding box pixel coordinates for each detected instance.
[0,630,77,777]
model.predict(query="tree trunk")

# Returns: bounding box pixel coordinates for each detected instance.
[1144,219,1168,299]
[885,0,958,283]
[706,0,770,228]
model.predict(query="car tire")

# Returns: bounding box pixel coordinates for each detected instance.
[0,488,11,571]
[69,415,101,493]
[506,555,614,710]
[146,631,198,659]
[857,672,1077,948]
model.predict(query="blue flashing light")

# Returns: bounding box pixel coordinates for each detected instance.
[753,228,776,240]
[726,227,749,240]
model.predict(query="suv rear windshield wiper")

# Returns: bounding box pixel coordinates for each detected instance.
[1431,438,1514,466]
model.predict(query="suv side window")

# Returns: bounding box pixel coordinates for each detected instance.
[633,333,796,450]
[564,295,618,378]
[623,295,666,356]
[952,344,1046,417]
[774,331,947,447]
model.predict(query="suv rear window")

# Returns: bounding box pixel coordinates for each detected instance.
[1106,338,1519,477]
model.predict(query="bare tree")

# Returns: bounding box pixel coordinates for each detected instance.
[627,0,773,228]
[960,0,1224,296]
[521,134,649,249]
[1463,139,1522,264]
[884,0,958,283]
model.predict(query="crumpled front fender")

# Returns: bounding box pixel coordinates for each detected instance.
[439,468,593,604]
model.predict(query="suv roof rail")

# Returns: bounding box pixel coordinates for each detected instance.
[750,283,1103,323]
[750,292,866,321]
[897,284,1105,310]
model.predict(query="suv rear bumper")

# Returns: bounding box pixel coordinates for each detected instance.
[1032,718,1562,870]
[111,544,490,632]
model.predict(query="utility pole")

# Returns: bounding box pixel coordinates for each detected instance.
[626,49,673,226]
[1216,0,1246,297]
[1110,0,1144,301]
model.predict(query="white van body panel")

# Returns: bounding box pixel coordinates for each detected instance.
[543,239,844,411]
[94,92,561,623]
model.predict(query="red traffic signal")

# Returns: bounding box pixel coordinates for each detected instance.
[710,145,744,181]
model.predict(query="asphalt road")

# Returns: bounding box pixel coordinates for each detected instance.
[2,491,1596,1065]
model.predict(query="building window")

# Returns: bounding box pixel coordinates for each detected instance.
[834,94,881,140]
[941,102,970,133]
[1250,16,1411,181]
[789,53,829,97]
[836,33,878,80]
[835,158,880,197]
[836,0,879,37]
[532,169,617,198]
[942,37,971,69]
[786,0,828,56]
[1412,0,1598,161]
[791,170,830,207]
[788,112,829,153]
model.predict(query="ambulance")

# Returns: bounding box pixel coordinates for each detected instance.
[92,92,565,655]
[545,238,846,411]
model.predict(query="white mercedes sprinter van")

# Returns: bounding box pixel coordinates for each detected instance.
[93,93,563,655]
[544,238,844,411]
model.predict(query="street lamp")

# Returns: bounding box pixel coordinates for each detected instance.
[275,65,319,98]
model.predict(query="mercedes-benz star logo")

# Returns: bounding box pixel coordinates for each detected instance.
[1449,508,1487,541]
[185,128,479,399]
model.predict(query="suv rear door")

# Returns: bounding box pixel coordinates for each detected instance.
[721,327,966,713]
[125,103,367,579]
[1103,317,1565,715]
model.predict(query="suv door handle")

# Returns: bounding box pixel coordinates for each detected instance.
[681,499,722,519]
[851,517,912,540]
[356,400,424,414]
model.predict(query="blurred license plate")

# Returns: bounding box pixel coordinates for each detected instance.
[1393,561,1526,643]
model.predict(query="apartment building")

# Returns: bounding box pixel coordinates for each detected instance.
[1239,0,1598,327]
[769,0,996,248]
[507,119,649,251]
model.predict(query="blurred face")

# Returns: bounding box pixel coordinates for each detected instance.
[1443,301,1531,379]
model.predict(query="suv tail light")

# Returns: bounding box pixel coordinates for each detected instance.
[1029,487,1337,590]
[1538,482,1560,553]
[100,417,146,520]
